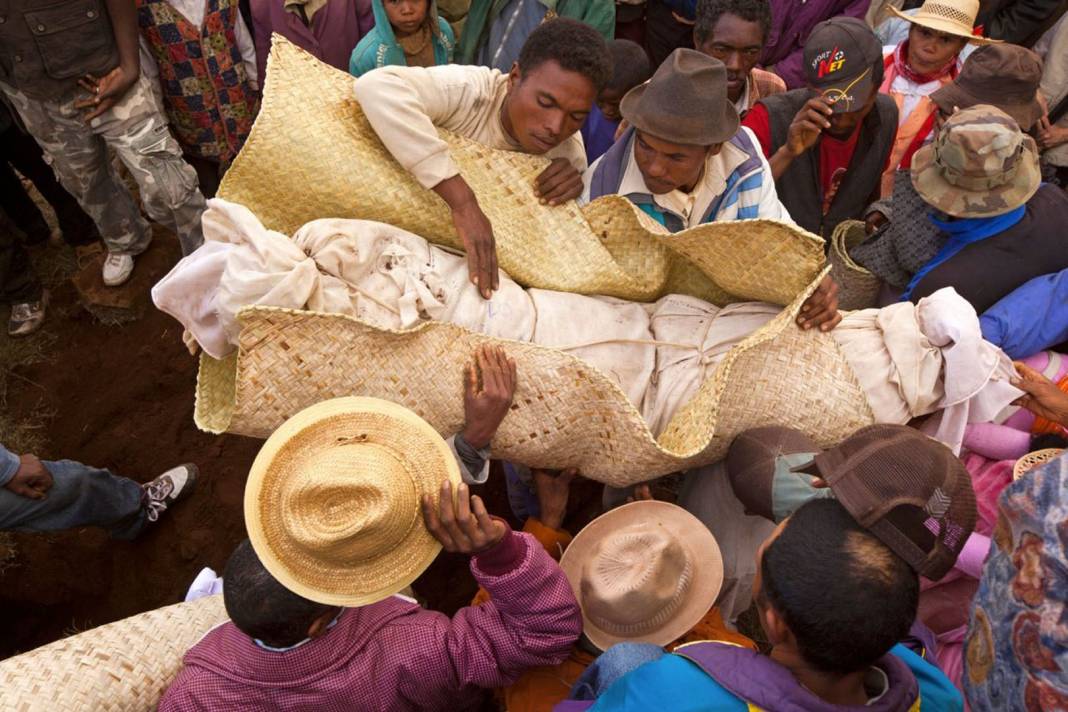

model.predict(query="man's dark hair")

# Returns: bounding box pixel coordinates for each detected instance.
[517,18,612,92]
[223,539,337,648]
[759,499,919,674]
[694,0,773,46]
[606,39,652,94]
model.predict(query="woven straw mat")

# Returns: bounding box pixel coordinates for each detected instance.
[828,220,881,311]
[0,596,227,711]
[201,37,876,483]
[196,269,876,486]
[217,36,826,305]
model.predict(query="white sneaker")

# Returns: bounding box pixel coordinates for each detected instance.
[142,463,199,523]
[8,289,49,337]
[102,252,135,287]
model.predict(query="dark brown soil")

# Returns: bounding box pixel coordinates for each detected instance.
[0,230,603,664]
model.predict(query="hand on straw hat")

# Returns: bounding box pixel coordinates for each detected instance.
[433,176,499,299]
[421,480,507,554]
[534,158,584,207]
[4,454,54,500]
[1012,361,1068,428]
[462,345,518,449]
[532,468,577,530]
[625,483,653,504]
[797,275,842,332]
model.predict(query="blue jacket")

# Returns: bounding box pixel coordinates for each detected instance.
[556,641,961,712]
[980,267,1068,360]
[349,0,455,77]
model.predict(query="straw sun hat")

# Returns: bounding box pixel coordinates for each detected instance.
[560,501,723,650]
[888,0,999,44]
[244,396,460,607]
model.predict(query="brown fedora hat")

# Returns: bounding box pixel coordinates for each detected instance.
[620,48,739,146]
[930,44,1045,131]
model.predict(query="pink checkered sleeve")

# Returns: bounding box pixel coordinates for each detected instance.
[393,530,583,707]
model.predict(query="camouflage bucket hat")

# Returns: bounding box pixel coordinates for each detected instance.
[911,105,1040,218]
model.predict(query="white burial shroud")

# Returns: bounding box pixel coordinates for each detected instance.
[153,199,1021,452]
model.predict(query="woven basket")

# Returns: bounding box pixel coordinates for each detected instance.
[828,220,881,311]
[0,596,227,711]
[217,36,826,305]
[1013,448,1065,480]
[195,267,876,485]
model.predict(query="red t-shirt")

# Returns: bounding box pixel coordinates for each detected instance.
[742,103,864,215]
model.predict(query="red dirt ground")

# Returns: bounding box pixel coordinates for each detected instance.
[0,231,603,675]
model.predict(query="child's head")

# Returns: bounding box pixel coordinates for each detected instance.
[384,0,429,38]
[754,499,919,675]
[598,39,651,122]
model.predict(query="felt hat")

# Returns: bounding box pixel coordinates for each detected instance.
[912,104,1040,218]
[930,44,1045,131]
[244,396,460,606]
[888,0,998,44]
[559,501,723,650]
[803,18,884,114]
[619,48,739,146]
[729,424,977,581]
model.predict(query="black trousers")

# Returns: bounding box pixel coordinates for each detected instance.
[0,122,99,247]
[0,207,41,304]
[644,0,696,70]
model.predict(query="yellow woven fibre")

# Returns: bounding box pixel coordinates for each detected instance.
[199,38,876,483]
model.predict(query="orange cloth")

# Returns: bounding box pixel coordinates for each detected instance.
[1031,374,1068,436]
[472,519,756,712]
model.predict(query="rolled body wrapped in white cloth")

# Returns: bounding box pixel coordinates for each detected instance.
[153,200,1021,450]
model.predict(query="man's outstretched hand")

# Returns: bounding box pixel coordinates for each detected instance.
[462,344,517,449]
[422,480,507,555]
[5,454,54,500]
[534,158,584,206]
[797,275,842,332]
[1013,361,1068,428]
[434,175,499,299]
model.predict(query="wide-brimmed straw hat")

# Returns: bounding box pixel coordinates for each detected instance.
[559,501,723,650]
[244,396,460,606]
[620,48,739,146]
[888,0,998,44]
[911,104,1040,218]
[930,44,1045,131]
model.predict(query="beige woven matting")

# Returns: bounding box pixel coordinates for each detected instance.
[0,596,227,711]
[828,220,881,311]
[196,269,876,485]
[217,36,826,305]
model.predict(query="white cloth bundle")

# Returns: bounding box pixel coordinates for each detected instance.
[154,200,1022,450]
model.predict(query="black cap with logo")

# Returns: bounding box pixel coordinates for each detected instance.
[802,17,883,114]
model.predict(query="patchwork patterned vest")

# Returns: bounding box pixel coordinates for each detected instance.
[136,0,257,162]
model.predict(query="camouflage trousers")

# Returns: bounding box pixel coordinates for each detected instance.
[0,74,205,256]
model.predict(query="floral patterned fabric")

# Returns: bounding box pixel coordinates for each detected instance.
[964,453,1068,710]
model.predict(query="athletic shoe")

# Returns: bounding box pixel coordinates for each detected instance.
[8,290,49,337]
[102,252,134,287]
[142,463,199,522]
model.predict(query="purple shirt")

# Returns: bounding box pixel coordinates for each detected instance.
[761,0,871,89]
[250,0,374,88]
[580,105,620,165]
[159,529,582,711]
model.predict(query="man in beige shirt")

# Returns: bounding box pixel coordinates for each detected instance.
[354,18,611,299]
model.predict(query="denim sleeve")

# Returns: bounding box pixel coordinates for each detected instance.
[447,434,490,485]
[0,444,20,487]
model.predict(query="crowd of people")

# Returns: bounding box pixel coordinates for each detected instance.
[3,0,1068,709]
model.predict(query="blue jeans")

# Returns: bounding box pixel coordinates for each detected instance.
[570,643,666,700]
[0,459,146,539]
